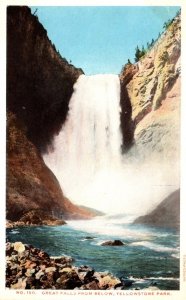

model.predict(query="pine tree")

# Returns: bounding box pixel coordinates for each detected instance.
[150,39,155,47]
[163,19,173,30]
[135,46,141,62]
[141,45,146,56]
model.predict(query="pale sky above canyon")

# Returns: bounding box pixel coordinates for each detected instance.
[30,6,179,74]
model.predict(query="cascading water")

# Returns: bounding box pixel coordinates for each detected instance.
[43,74,124,213]
[59,74,122,172]
[43,74,178,214]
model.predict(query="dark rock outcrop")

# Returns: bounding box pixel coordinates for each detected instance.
[101,240,125,246]
[133,190,180,230]
[84,236,95,240]
[119,64,138,152]
[6,211,66,228]
[120,79,135,152]
[7,6,83,153]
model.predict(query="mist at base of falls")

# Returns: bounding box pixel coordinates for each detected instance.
[43,74,179,215]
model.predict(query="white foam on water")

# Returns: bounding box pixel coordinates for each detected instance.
[9,230,20,234]
[68,217,156,241]
[128,276,179,282]
[171,253,180,259]
[146,277,179,281]
[130,241,179,253]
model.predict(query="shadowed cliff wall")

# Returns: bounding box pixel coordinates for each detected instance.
[7,6,83,153]
[6,6,95,223]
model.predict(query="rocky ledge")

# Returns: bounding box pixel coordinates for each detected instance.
[6,210,66,228]
[6,242,131,290]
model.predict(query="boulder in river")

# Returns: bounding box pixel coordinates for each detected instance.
[101,240,125,246]
[84,236,95,240]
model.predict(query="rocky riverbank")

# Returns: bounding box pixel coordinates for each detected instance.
[6,242,131,290]
[6,219,66,229]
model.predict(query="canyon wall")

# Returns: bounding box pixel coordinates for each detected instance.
[120,13,180,162]
[120,13,181,228]
[134,189,180,230]
[7,6,83,152]
[7,111,96,224]
[7,6,94,224]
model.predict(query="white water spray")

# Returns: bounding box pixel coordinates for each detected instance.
[43,74,178,214]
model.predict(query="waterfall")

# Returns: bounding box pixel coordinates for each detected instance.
[57,74,122,172]
[43,74,123,213]
[43,74,177,214]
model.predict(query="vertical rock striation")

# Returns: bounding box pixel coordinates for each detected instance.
[120,13,181,162]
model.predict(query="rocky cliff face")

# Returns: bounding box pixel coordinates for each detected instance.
[120,13,180,227]
[133,190,180,230]
[7,6,83,152]
[7,112,95,224]
[6,6,94,224]
[120,13,180,163]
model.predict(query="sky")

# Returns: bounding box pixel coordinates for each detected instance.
[30,6,180,75]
